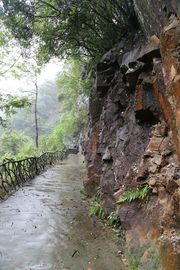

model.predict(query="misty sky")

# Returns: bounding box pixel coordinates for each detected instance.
[0,60,64,95]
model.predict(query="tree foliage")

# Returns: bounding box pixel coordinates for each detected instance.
[53,59,89,147]
[0,128,43,162]
[0,60,89,158]
[33,59,90,152]
[0,94,31,126]
[0,129,29,159]
[10,80,59,138]
[0,20,35,127]
[0,0,137,61]
[0,22,22,77]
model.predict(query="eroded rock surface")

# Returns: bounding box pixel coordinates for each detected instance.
[84,9,180,270]
[133,0,179,37]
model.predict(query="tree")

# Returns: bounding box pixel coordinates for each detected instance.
[10,80,59,138]
[0,22,22,77]
[20,61,42,148]
[0,20,32,126]
[0,0,137,62]
[33,74,39,148]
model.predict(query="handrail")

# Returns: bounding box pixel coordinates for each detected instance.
[0,150,67,200]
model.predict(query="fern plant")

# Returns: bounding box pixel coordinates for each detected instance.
[89,196,106,219]
[117,185,151,204]
[107,211,120,226]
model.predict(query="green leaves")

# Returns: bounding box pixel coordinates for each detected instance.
[89,196,106,219]
[107,211,120,226]
[50,59,89,148]
[0,94,31,126]
[117,185,151,204]
[0,0,135,62]
[0,129,29,159]
[7,96,31,109]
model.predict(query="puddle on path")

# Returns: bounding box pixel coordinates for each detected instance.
[0,154,127,270]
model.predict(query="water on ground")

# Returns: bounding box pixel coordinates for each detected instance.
[0,154,126,270]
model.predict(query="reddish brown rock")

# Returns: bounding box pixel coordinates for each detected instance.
[159,18,180,160]
[149,178,156,186]
[85,12,180,270]
[146,137,164,154]
[84,122,102,195]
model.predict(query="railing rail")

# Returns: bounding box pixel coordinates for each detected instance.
[0,150,67,200]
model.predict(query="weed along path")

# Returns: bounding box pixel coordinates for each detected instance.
[0,154,126,270]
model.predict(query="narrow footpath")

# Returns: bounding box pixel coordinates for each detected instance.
[0,155,126,270]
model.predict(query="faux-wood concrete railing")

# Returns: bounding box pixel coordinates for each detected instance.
[0,151,66,200]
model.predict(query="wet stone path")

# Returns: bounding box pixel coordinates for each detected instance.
[0,155,126,270]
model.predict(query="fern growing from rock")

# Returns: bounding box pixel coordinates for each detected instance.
[89,196,106,219]
[117,185,151,204]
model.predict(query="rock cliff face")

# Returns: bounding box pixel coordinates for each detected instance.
[84,2,180,269]
[133,0,179,37]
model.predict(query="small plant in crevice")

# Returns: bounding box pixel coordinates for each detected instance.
[89,198,125,238]
[127,255,139,270]
[117,184,151,204]
[127,239,145,270]
[96,185,102,198]
[107,211,120,226]
[107,211,124,238]
[127,240,160,270]
[112,227,124,238]
[89,196,106,219]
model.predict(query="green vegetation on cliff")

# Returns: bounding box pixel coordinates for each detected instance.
[117,185,151,204]
[0,0,137,62]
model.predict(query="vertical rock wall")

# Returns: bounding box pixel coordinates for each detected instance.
[133,0,179,37]
[84,2,180,269]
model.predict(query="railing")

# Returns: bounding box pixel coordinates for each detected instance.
[0,151,67,200]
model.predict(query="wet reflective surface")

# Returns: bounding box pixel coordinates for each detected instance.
[0,155,126,270]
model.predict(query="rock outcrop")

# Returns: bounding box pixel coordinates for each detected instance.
[84,2,180,269]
